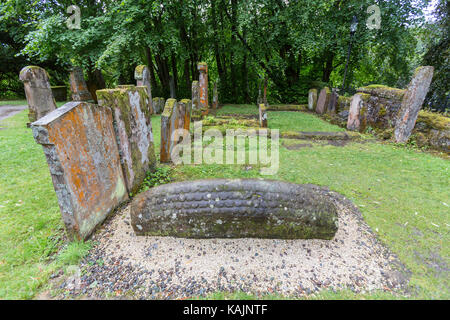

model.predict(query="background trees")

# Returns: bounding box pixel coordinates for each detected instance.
[1,0,447,110]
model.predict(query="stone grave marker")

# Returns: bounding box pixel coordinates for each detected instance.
[316,87,331,114]
[31,101,128,240]
[160,99,181,163]
[308,89,318,111]
[19,66,57,124]
[97,85,156,194]
[69,66,94,102]
[135,65,153,114]
[259,103,268,128]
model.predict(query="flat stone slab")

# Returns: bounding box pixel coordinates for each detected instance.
[131,179,339,240]
[281,131,359,140]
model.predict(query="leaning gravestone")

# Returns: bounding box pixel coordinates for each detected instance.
[347,94,364,131]
[97,85,156,194]
[31,101,128,240]
[135,65,153,114]
[160,99,181,163]
[19,66,57,124]
[69,66,94,102]
[259,103,268,128]
[394,66,434,143]
[308,89,318,111]
[316,87,331,114]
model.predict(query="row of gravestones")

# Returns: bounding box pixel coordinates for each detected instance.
[308,66,434,143]
[21,62,216,240]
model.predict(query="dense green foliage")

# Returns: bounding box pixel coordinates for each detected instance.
[2,0,444,105]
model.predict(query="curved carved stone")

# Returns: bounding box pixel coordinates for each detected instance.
[131,179,339,239]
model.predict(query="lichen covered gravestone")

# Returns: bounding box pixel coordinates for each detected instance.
[97,86,156,194]
[179,99,192,132]
[316,87,331,114]
[19,66,57,123]
[135,65,153,114]
[259,103,268,128]
[394,66,434,143]
[191,80,201,120]
[347,94,364,131]
[152,97,165,114]
[198,62,209,115]
[160,99,182,163]
[308,89,318,111]
[31,102,128,240]
[69,66,93,102]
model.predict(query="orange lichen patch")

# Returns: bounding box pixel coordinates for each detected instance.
[31,102,128,240]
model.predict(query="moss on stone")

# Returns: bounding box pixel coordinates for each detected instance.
[416,110,450,131]
[162,99,176,117]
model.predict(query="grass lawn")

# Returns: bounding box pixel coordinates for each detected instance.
[0,103,448,299]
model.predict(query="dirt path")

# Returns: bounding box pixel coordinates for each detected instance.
[0,105,27,122]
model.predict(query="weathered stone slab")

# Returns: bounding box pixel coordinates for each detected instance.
[212,81,218,110]
[191,80,201,120]
[135,65,153,114]
[198,62,208,115]
[179,99,192,132]
[51,86,67,102]
[130,179,339,240]
[357,85,406,101]
[160,99,181,163]
[31,102,128,240]
[97,86,156,194]
[152,97,165,114]
[347,94,364,131]
[316,87,331,114]
[259,103,268,128]
[394,66,434,143]
[308,89,318,111]
[19,66,57,123]
[69,66,93,102]
[327,89,339,114]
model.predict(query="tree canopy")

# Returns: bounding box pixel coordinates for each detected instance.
[1,0,447,110]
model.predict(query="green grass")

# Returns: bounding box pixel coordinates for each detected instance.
[0,99,28,106]
[0,102,448,299]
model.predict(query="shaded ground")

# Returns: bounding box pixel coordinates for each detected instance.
[0,105,27,122]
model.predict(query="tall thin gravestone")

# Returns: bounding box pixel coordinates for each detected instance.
[394,66,434,143]
[191,80,201,121]
[308,89,318,111]
[19,66,57,124]
[160,99,181,163]
[135,65,153,114]
[198,62,208,116]
[316,87,331,114]
[69,66,93,102]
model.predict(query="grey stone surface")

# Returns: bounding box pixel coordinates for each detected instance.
[135,65,153,114]
[131,179,339,239]
[31,101,128,240]
[19,66,57,123]
[69,66,93,102]
[394,66,434,143]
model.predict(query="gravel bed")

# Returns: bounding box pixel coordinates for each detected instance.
[57,193,409,299]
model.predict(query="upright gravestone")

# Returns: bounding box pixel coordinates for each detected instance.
[327,89,339,114]
[135,65,153,114]
[394,66,434,143]
[69,66,93,102]
[152,97,165,114]
[191,80,201,120]
[31,101,128,240]
[198,62,208,115]
[179,99,192,133]
[160,99,181,163]
[347,94,364,131]
[263,77,268,106]
[19,66,57,124]
[308,89,318,111]
[259,103,268,128]
[316,87,331,114]
[212,81,219,110]
[97,85,156,194]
